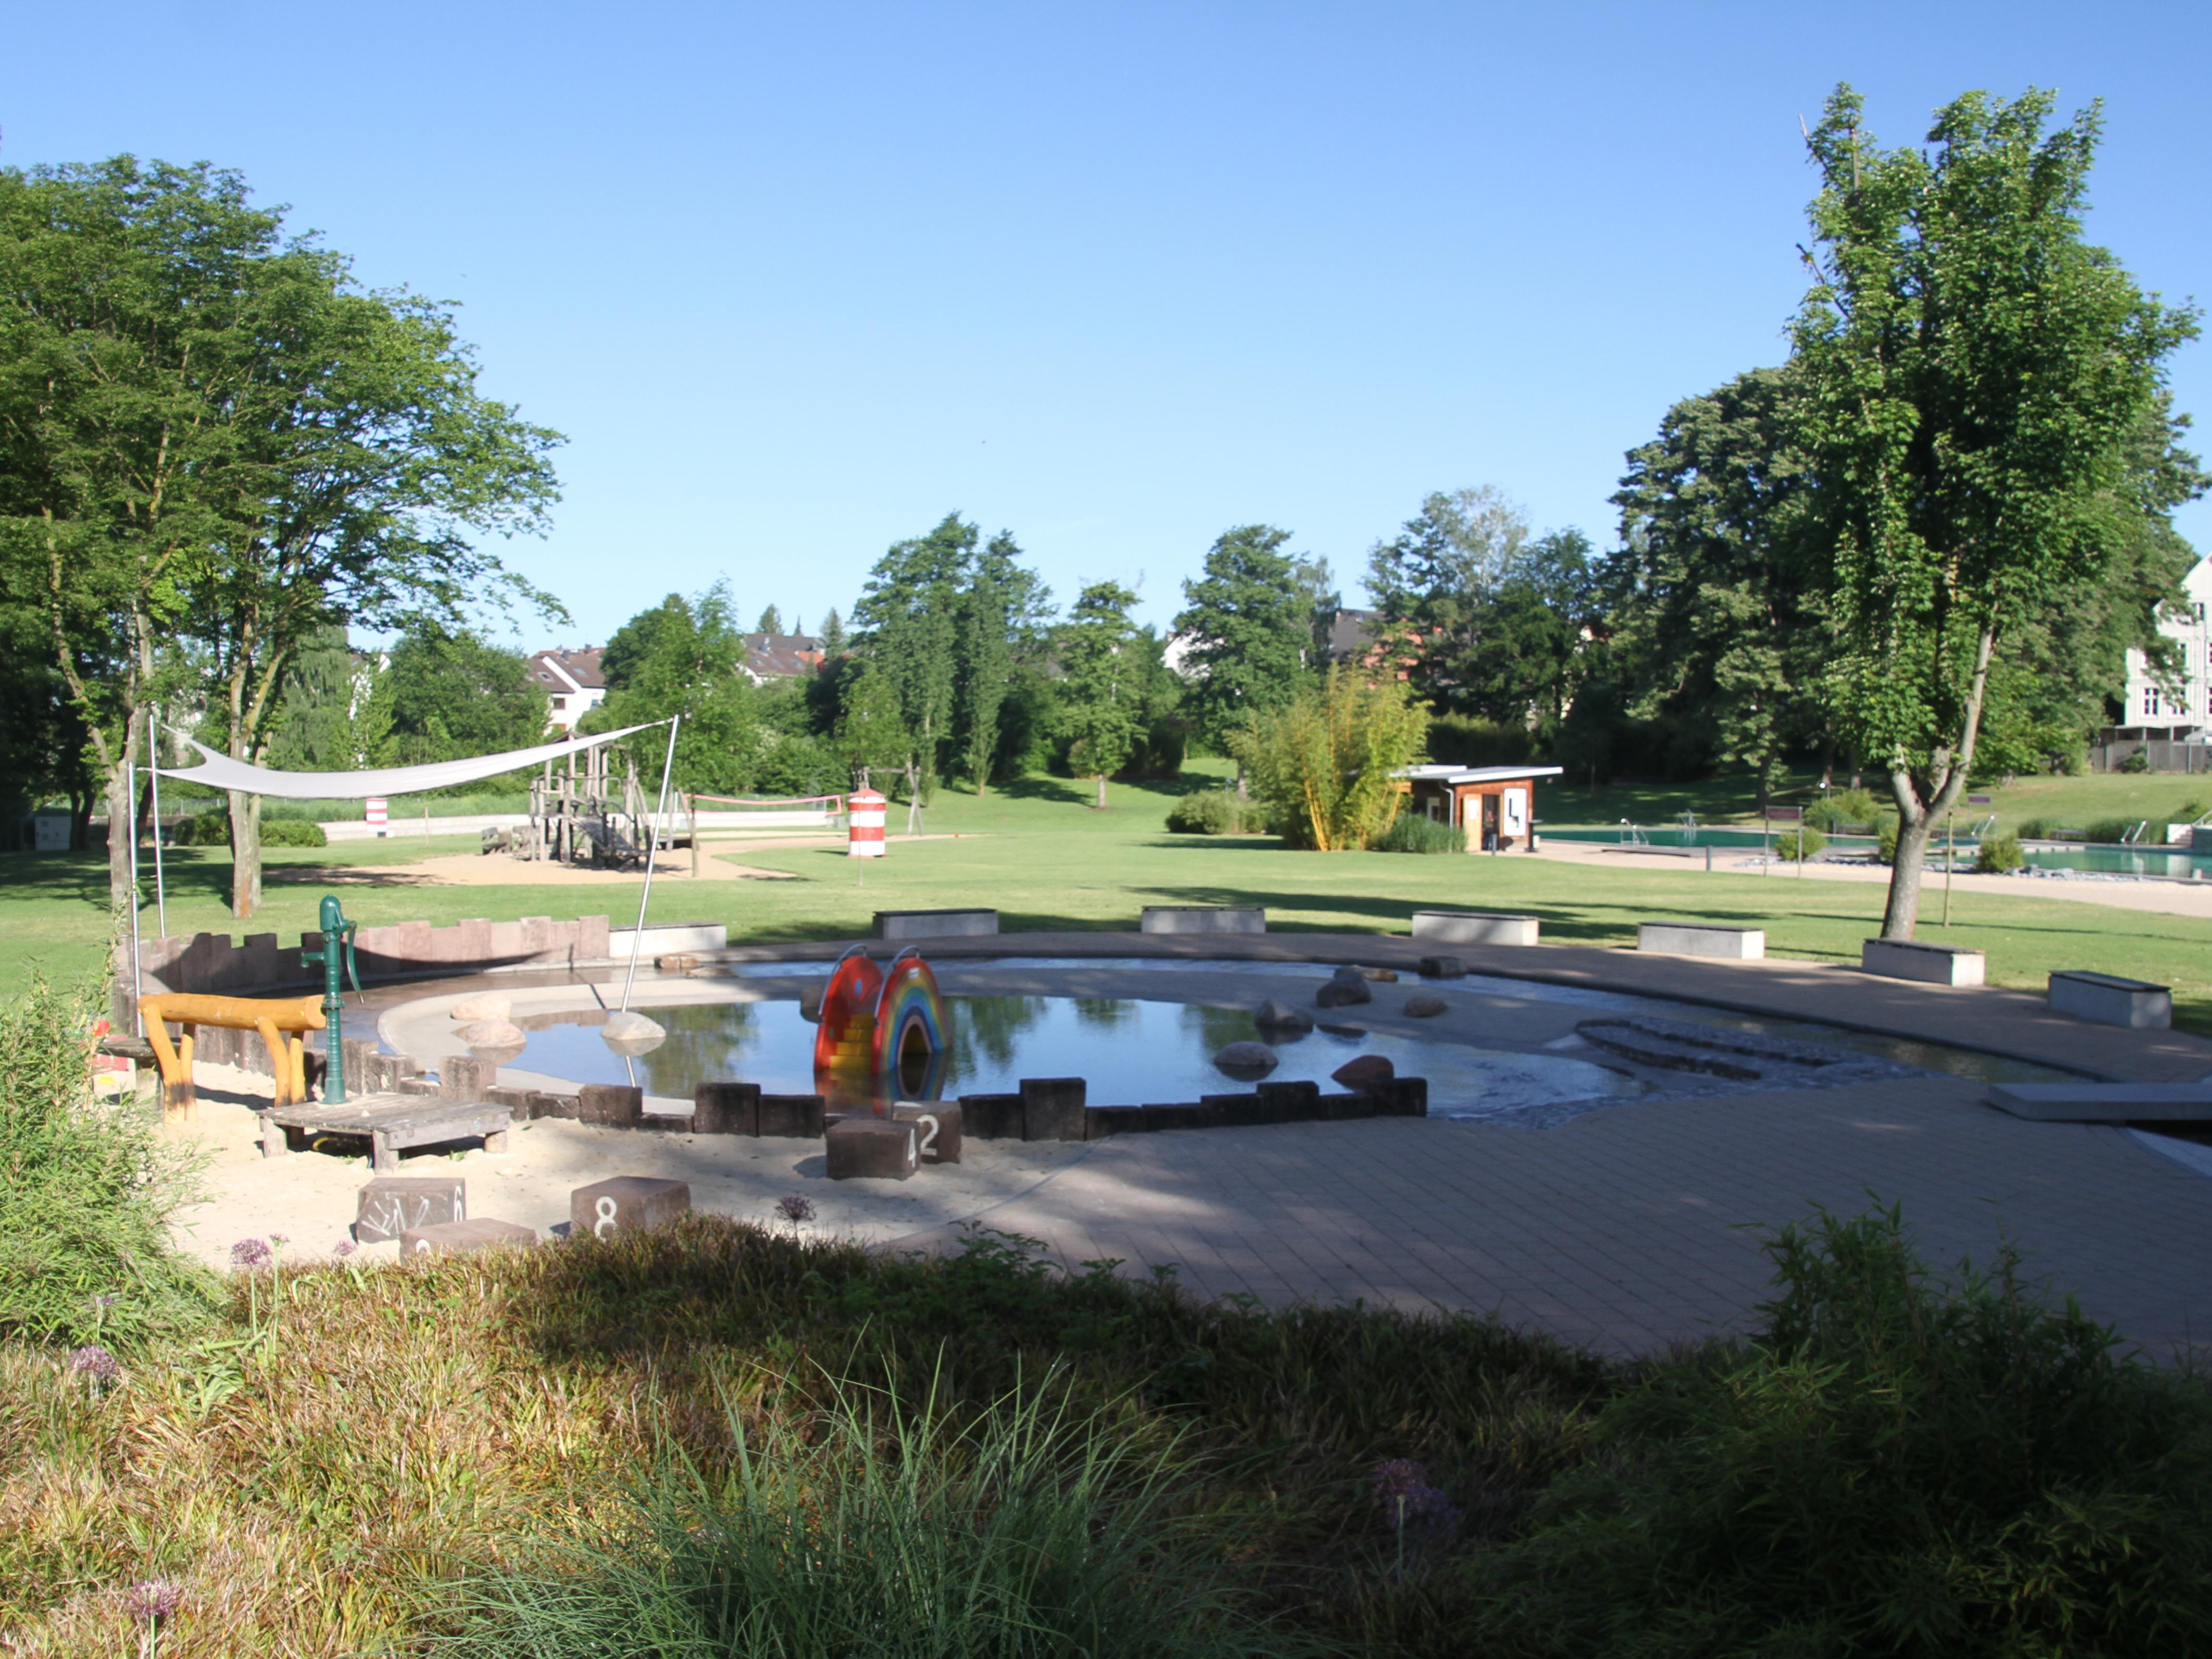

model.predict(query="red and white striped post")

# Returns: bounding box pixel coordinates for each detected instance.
[366,797,388,839]
[847,789,886,858]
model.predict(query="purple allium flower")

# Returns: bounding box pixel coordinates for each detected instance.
[230,1238,271,1269]
[331,1240,358,1258]
[124,1579,182,1621]
[268,1233,289,1247]
[68,1344,119,1383]
[1372,1458,1462,1540]
[775,1194,817,1225]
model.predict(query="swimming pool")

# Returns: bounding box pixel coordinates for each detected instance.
[1542,825,2211,879]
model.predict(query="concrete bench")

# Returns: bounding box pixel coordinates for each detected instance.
[1988,1082,2212,1122]
[571,1175,691,1237]
[401,1218,535,1256]
[1862,938,1985,987]
[1636,922,1765,960]
[1140,906,1265,935]
[1411,911,1539,946]
[875,908,999,940]
[2048,971,2171,1030]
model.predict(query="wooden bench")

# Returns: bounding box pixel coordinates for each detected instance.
[261,1093,512,1172]
[140,992,326,1119]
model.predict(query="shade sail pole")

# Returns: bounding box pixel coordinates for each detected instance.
[126,757,143,1037]
[619,716,682,1016]
[148,708,168,938]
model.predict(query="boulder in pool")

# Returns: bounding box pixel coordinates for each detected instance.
[1254,998,1314,1033]
[451,994,513,1022]
[1316,966,1373,1008]
[458,1018,526,1051]
[1213,1041,1279,1078]
[1404,995,1448,1019]
[1332,1054,1394,1090]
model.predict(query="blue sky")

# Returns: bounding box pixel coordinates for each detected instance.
[6,2,2207,645]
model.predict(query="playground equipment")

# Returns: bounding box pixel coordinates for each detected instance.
[813,947,948,1095]
[510,741,653,868]
[139,992,325,1119]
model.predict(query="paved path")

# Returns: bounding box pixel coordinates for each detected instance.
[887,1076,2212,1358]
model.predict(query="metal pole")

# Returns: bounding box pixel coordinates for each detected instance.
[619,717,682,1014]
[1942,808,1955,926]
[148,708,168,937]
[126,758,143,1037]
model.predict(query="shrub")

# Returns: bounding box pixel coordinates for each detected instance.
[455,1371,1320,1659]
[176,812,326,847]
[2118,746,2151,773]
[174,810,230,847]
[1975,833,2024,873]
[1426,714,1538,769]
[1165,790,1267,835]
[1232,667,1429,850]
[261,819,327,848]
[1374,811,1464,855]
[1805,788,1882,832]
[1877,819,1898,864]
[1472,1206,2212,1657]
[0,978,217,1348]
[2085,817,2140,845]
[1771,826,1826,861]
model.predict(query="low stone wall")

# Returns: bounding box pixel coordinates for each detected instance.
[1636,922,1765,960]
[1861,937,1984,987]
[1141,906,1266,935]
[135,914,613,998]
[2048,970,2171,1029]
[875,908,999,940]
[1411,911,1539,946]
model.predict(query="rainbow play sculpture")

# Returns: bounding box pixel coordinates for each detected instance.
[814,947,947,1086]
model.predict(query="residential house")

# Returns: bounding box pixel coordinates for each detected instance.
[529,647,607,732]
[2106,557,2211,768]
[742,632,823,682]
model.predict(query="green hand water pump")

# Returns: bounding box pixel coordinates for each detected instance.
[302,894,362,1101]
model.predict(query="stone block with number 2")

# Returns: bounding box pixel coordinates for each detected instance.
[893,1102,962,1163]
[571,1175,691,1240]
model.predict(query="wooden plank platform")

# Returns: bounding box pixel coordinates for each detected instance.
[262,1092,512,1172]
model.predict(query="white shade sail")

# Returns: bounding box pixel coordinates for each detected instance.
[153,723,664,800]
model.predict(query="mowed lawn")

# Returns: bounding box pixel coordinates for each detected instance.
[6,764,2209,1033]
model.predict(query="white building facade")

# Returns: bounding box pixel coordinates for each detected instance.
[2107,557,2212,767]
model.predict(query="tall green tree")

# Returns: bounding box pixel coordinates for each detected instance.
[1790,85,2198,936]
[1056,581,1142,809]
[1172,524,1309,758]
[590,585,760,795]
[1364,487,1533,705]
[816,608,848,661]
[1609,367,1831,811]
[834,660,912,788]
[952,529,1053,794]
[372,628,545,769]
[754,605,783,635]
[852,513,971,803]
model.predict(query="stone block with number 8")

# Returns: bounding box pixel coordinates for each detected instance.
[571,1175,691,1240]
[893,1101,962,1163]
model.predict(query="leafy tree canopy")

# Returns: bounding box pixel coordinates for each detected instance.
[1172,524,1311,754]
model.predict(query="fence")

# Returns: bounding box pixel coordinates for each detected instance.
[2090,739,2211,774]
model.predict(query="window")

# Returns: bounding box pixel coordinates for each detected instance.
[2144,685,2168,718]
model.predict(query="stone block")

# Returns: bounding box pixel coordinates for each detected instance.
[874,908,999,940]
[1376,1077,1428,1117]
[485,1086,534,1121]
[1637,922,1766,960]
[529,1091,579,1120]
[1200,1091,1269,1126]
[1860,937,1984,987]
[757,1093,826,1137]
[441,1055,500,1099]
[1085,1106,1147,1138]
[1139,905,1266,935]
[1411,910,1539,947]
[2048,970,2171,1029]
[893,1101,962,1163]
[1020,1076,1087,1142]
[960,1092,1024,1140]
[356,1175,465,1244]
[1417,955,1467,979]
[1316,965,1373,1008]
[694,1081,761,1135]
[571,1175,691,1239]
[1258,1079,1321,1121]
[397,1076,443,1096]
[1316,1091,1369,1119]
[1142,1101,1220,1132]
[637,1108,693,1132]
[1989,1082,2212,1122]
[578,1084,645,1127]
[400,1217,536,1257]
[826,1117,919,1180]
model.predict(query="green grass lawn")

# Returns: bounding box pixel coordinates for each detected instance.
[6,759,2208,1033]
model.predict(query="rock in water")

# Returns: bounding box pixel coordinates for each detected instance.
[1253,998,1314,1033]
[601,1009,667,1056]
[1213,1041,1279,1077]
[1404,995,1447,1018]
[1316,965,1374,1008]
[1332,1054,1395,1090]
[458,1018,527,1051]
[451,994,513,1022]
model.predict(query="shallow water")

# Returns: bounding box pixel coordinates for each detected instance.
[511,993,1642,1118]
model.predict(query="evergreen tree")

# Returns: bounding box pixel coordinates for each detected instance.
[817,608,847,660]
[1057,581,1142,809]
[755,604,783,635]
[852,513,971,803]
[1173,524,1309,757]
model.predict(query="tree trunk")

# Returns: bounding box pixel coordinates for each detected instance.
[1882,784,1935,938]
[102,760,134,914]
[1095,772,1107,810]
[229,788,263,919]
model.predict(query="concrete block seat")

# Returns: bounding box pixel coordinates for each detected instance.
[2048,971,2171,1030]
[572,1175,691,1238]
[1862,938,1985,987]
[1636,922,1765,960]
[401,1218,535,1256]
[1140,906,1266,935]
[356,1175,466,1243]
[875,909,998,940]
[1988,1082,2212,1122]
[1411,911,1539,946]
[827,1117,919,1180]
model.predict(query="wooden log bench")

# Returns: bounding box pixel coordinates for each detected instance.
[260,1093,512,1172]
[140,992,327,1119]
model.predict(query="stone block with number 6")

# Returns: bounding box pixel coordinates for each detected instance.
[826,1118,918,1180]
[400,1217,535,1257]
[893,1101,962,1163]
[571,1175,691,1240]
